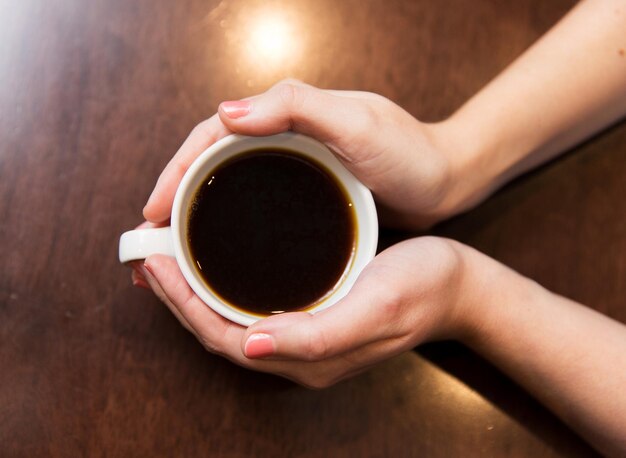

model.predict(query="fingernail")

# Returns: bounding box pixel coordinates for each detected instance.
[220,100,251,119]
[244,333,275,358]
[131,264,144,277]
[133,277,150,290]
[132,272,147,285]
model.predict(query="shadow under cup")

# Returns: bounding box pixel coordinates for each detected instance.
[169,134,377,326]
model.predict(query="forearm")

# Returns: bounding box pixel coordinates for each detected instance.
[433,0,626,214]
[458,249,626,456]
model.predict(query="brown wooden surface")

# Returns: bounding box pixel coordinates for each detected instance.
[1,0,623,456]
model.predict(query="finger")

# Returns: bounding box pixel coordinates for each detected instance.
[142,256,400,387]
[240,273,394,362]
[217,80,376,161]
[138,261,196,334]
[143,255,247,357]
[143,115,231,223]
[131,269,149,289]
[140,255,356,375]
[127,221,168,286]
[134,220,169,230]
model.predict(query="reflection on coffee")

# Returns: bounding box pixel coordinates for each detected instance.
[187,149,356,315]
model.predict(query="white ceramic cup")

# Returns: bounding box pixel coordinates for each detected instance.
[119,133,378,326]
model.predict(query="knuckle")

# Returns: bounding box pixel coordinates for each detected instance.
[302,328,329,362]
[275,81,308,113]
[346,101,381,146]
[366,91,393,106]
[361,102,382,131]
[379,290,404,317]
[198,335,222,355]
[421,237,461,269]
[300,374,335,390]
[196,323,233,358]
[358,267,405,315]
[276,77,304,87]
[306,379,331,390]
[191,119,211,135]
[171,159,187,178]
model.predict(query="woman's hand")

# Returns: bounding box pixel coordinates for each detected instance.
[143,80,469,230]
[132,226,626,455]
[135,236,480,388]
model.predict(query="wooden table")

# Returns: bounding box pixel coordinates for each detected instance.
[1,0,622,456]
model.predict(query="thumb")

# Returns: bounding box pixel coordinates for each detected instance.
[241,279,391,361]
[217,80,372,154]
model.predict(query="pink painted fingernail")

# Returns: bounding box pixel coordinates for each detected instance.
[131,264,145,277]
[220,100,251,119]
[244,333,275,358]
[133,277,150,290]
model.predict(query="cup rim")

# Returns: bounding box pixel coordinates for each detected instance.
[170,133,378,326]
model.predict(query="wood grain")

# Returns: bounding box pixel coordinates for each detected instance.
[1,0,620,456]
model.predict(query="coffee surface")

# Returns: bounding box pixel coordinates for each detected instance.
[187,149,355,315]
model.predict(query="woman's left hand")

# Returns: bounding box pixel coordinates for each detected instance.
[133,235,481,388]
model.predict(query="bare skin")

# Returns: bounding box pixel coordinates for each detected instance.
[132,1,626,455]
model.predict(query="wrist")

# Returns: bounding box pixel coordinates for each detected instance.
[426,117,498,219]
[450,244,547,347]
[421,240,503,341]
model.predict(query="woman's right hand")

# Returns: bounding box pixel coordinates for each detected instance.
[143,80,472,230]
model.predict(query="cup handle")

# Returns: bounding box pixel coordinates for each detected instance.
[118,227,175,263]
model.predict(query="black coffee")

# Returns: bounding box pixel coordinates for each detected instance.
[187,149,356,315]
